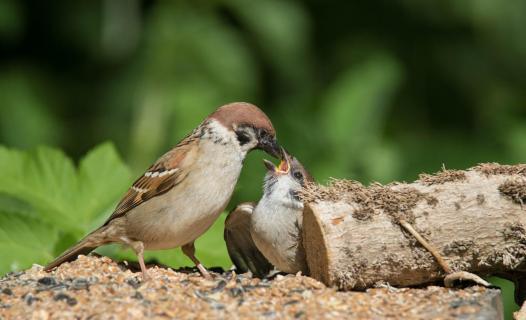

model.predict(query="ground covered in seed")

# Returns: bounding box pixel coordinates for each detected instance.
[0,255,500,319]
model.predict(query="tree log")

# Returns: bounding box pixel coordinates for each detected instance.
[301,163,526,290]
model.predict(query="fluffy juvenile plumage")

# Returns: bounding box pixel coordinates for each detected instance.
[225,151,313,276]
[45,102,280,279]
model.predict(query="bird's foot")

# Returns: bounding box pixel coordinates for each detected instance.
[140,267,150,281]
[196,263,212,279]
[182,242,212,279]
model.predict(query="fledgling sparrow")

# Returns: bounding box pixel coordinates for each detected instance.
[225,150,313,276]
[45,102,281,279]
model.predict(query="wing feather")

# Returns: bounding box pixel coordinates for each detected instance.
[103,134,199,225]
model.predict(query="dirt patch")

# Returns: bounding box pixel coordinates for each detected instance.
[301,180,365,204]
[301,180,374,220]
[442,240,480,272]
[368,183,424,222]
[418,169,467,186]
[334,247,369,289]
[477,223,526,269]
[479,244,526,269]
[352,206,375,221]
[502,222,526,244]
[0,255,502,319]
[300,180,433,223]
[474,163,526,177]
[443,240,476,256]
[499,178,526,205]
[476,194,485,205]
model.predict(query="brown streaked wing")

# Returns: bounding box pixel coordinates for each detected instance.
[103,134,199,225]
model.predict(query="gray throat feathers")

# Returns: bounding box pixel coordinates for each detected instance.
[262,175,304,210]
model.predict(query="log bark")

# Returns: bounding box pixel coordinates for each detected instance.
[301,164,526,290]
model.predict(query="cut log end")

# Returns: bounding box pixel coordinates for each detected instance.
[303,203,331,286]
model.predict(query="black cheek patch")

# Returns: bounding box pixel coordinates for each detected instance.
[236,131,251,146]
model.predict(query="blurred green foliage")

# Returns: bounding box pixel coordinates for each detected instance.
[0,0,525,318]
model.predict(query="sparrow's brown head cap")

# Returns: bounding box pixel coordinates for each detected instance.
[209,102,276,137]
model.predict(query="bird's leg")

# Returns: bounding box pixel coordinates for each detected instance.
[129,240,148,280]
[182,242,211,279]
[398,220,490,288]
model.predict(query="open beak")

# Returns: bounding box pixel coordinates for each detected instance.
[276,159,289,173]
[263,147,291,175]
[279,148,291,173]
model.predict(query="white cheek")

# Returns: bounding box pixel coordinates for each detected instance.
[240,139,258,153]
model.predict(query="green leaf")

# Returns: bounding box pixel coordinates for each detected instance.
[0,146,79,231]
[0,143,132,274]
[0,210,57,272]
[0,143,131,235]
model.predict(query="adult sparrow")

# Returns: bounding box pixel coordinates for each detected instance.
[225,150,312,276]
[45,102,281,279]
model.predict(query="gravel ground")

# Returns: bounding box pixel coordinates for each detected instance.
[0,255,501,319]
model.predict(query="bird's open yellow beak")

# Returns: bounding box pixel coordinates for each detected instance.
[276,148,291,174]
[263,147,291,175]
[276,159,290,173]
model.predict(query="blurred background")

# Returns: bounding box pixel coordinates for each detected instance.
[0,0,525,317]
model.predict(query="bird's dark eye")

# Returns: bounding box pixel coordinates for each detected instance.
[259,129,268,138]
[293,171,303,181]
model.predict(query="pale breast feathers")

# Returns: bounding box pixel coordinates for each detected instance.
[103,134,199,225]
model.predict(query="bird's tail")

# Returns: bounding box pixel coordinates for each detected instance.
[44,227,107,271]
